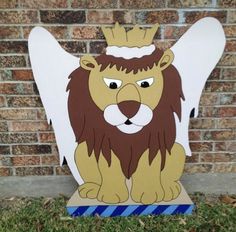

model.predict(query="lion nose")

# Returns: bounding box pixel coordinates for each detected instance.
[118,101,140,118]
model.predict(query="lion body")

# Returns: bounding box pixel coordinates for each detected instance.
[67,48,186,204]
[67,48,184,179]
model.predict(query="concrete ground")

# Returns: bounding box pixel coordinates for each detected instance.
[0,173,236,198]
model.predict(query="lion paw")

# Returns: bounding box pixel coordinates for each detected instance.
[162,181,181,202]
[131,185,164,204]
[78,182,100,199]
[97,184,128,204]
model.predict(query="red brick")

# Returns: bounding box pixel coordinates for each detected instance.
[0,56,26,68]
[0,41,28,54]
[219,54,236,66]
[0,83,34,95]
[204,81,236,92]
[215,142,227,151]
[10,121,51,132]
[7,96,43,107]
[113,11,134,24]
[0,133,38,144]
[190,118,215,129]
[23,26,68,40]
[87,11,113,23]
[0,27,21,39]
[185,11,227,24]
[190,142,213,152]
[0,0,18,8]
[200,107,218,117]
[200,93,219,105]
[167,0,212,7]
[32,83,39,95]
[39,133,56,143]
[72,0,117,8]
[218,107,236,117]
[12,145,52,155]
[228,11,236,23]
[154,40,175,50]
[186,153,199,163]
[0,109,37,120]
[0,146,10,155]
[12,156,40,166]
[200,153,214,162]
[120,0,164,8]
[219,94,236,105]
[37,109,47,120]
[55,165,71,175]
[225,40,236,52]
[135,11,179,24]
[227,141,236,151]
[40,10,85,24]
[184,163,213,173]
[89,41,107,54]
[217,119,236,128]
[0,96,6,107]
[11,70,33,81]
[208,68,221,80]
[200,153,236,162]
[0,11,38,24]
[223,25,236,38]
[203,130,236,140]
[214,153,236,162]
[15,167,53,176]
[59,41,87,53]
[164,25,189,40]
[41,155,59,165]
[0,122,8,132]
[0,167,12,176]
[218,0,236,8]
[189,130,201,140]
[19,0,68,8]
[221,68,236,80]
[0,156,12,166]
[71,26,104,40]
[214,163,236,173]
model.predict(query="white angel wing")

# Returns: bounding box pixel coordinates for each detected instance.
[170,17,226,156]
[28,27,83,184]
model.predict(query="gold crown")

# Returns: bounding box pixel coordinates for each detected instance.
[101,22,159,48]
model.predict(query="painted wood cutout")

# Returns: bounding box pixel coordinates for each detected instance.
[28,17,225,216]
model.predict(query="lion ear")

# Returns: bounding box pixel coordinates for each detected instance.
[80,55,98,71]
[158,49,174,71]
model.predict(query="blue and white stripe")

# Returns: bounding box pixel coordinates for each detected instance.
[67,204,194,217]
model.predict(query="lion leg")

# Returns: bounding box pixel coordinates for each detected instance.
[161,143,186,202]
[75,142,101,199]
[131,150,164,204]
[97,153,129,204]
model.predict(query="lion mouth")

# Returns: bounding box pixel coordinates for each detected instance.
[117,122,143,134]
[104,104,153,134]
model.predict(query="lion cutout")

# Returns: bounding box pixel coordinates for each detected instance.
[67,23,185,204]
[29,18,225,210]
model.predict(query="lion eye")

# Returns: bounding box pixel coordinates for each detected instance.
[136,77,154,88]
[103,78,122,89]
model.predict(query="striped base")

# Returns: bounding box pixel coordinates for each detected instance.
[67,204,194,217]
[67,182,194,217]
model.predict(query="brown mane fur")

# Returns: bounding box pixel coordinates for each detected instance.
[67,48,184,179]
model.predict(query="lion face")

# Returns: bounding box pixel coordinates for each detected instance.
[80,49,174,134]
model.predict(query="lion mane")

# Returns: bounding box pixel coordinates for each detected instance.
[67,48,184,179]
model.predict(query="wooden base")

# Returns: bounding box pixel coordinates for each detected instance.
[67,181,194,217]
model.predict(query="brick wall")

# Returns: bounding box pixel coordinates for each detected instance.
[0,0,235,178]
